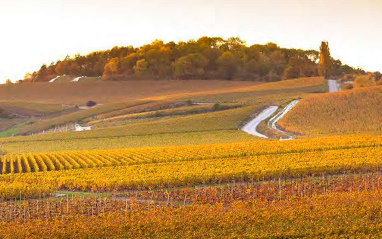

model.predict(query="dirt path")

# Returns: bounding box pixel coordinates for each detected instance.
[241,101,299,140]
[241,106,278,138]
[328,79,340,92]
[267,100,300,140]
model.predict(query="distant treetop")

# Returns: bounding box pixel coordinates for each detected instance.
[24,37,365,83]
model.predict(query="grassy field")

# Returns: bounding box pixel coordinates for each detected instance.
[14,100,151,135]
[0,80,260,104]
[0,106,258,149]
[2,78,325,136]
[0,100,66,115]
[279,85,382,136]
[88,103,241,126]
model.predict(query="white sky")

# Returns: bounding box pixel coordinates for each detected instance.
[0,0,381,83]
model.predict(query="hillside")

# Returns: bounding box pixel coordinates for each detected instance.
[0,79,264,139]
[0,79,258,104]
[0,77,326,153]
[278,85,382,136]
[1,75,382,239]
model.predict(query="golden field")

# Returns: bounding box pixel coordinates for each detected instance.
[0,76,380,238]
[279,86,382,136]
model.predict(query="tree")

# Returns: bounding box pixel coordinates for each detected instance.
[119,53,137,75]
[35,64,49,82]
[283,56,317,80]
[174,53,207,79]
[269,51,287,75]
[226,37,246,51]
[23,73,32,82]
[318,41,332,79]
[202,48,221,72]
[55,61,70,75]
[217,52,240,80]
[22,36,363,82]
[137,40,172,79]
[133,59,148,76]
[5,79,12,84]
[244,54,270,78]
[103,58,120,80]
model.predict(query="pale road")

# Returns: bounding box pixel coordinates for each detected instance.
[241,79,340,139]
[241,106,278,138]
[328,79,340,92]
[267,99,300,139]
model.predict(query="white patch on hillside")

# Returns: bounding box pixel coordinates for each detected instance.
[71,76,85,82]
[49,76,60,83]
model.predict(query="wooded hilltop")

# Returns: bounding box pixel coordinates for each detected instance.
[24,36,365,82]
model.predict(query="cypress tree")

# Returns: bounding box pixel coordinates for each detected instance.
[318,41,332,79]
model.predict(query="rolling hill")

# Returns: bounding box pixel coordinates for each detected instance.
[278,85,382,136]
[0,76,326,153]
[0,78,259,104]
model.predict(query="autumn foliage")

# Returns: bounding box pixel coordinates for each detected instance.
[0,135,380,237]
[25,37,362,82]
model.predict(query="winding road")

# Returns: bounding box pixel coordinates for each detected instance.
[267,99,300,139]
[241,79,340,139]
[328,79,340,92]
[241,106,278,138]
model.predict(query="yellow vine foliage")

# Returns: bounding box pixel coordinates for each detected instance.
[279,86,382,136]
[0,142,382,191]
[0,190,382,238]
[1,134,382,175]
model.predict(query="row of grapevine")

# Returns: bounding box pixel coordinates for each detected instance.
[1,190,382,237]
[3,134,382,174]
[278,86,382,136]
[1,146,382,191]
[120,172,382,204]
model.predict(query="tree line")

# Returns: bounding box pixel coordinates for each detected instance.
[24,37,364,82]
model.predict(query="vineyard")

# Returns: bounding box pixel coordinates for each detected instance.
[1,134,382,175]
[0,0,378,233]
[279,85,382,136]
[1,176,382,237]
[0,76,380,237]
[0,135,380,237]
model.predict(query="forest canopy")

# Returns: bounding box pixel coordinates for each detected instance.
[24,37,364,82]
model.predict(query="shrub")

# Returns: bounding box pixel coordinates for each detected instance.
[353,75,376,88]
[212,103,222,111]
[86,101,97,107]
[339,74,355,83]
[342,84,353,90]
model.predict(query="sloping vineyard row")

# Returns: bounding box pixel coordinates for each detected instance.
[1,147,382,191]
[2,135,382,174]
[1,190,382,238]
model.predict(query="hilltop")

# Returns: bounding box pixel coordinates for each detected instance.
[23,36,363,83]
